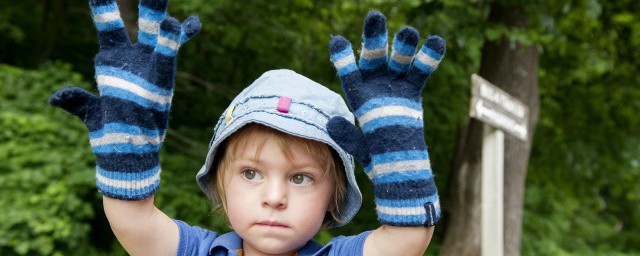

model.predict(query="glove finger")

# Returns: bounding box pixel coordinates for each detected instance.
[89,0,131,49]
[180,15,202,45]
[137,0,168,47]
[407,35,446,88]
[327,116,371,166]
[359,11,388,78]
[389,26,419,78]
[49,86,100,128]
[329,35,363,92]
[155,16,181,57]
[149,17,181,91]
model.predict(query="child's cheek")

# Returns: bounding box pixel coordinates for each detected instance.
[225,177,255,216]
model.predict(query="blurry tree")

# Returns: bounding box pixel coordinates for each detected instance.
[522,0,640,254]
[439,1,540,255]
[434,0,640,254]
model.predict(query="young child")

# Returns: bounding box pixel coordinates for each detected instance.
[49,0,446,255]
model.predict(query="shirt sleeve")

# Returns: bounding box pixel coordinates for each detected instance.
[174,219,218,256]
[315,231,372,256]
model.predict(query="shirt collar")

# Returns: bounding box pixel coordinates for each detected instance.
[209,232,242,256]
[208,231,323,256]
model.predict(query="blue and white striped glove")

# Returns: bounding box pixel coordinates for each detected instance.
[48,0,200,200]
[326,11,445,226]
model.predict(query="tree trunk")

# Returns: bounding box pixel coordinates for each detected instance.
[37,0,66,64]
[439,2,540,256]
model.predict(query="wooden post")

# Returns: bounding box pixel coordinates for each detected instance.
[470,74,528,256]
[482,125,504,256]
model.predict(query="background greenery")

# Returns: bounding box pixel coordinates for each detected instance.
[0,0,638,255]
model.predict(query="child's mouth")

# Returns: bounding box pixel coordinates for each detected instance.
[256,221,289,228]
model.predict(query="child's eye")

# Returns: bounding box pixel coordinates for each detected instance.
[290,173,313,185]
[242,169,263,181]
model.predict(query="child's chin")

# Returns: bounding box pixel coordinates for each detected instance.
[245,235,309,255]
[254,244,297,255]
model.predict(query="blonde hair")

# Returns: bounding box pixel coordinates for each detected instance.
[210,123,346,228]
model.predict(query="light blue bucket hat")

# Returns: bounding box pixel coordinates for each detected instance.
[196,69,362,227]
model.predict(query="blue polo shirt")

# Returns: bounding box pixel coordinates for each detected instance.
[175,220,371,256]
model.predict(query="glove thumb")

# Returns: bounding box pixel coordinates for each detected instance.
[327,116,371,166]
[49,86,100,128]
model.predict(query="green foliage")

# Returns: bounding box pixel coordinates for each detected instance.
[0,62,228,255]
[523,0,640,254]
[0,1,96,73]
[0,63,100,255]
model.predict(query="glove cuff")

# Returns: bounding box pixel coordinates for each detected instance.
[90,125,164,200]
[96,164,161,200]
[373,176,440,227]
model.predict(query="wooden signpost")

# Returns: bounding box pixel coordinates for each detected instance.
[469,74,529,256]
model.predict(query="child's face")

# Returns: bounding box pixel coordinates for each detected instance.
[223,136,335,255]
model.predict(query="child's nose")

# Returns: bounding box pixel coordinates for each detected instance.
[262,179,287,209]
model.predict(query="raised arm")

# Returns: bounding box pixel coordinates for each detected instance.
[48,0,200,255]
[326,11,445,255]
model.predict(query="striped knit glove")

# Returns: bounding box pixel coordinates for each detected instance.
[48,0,200,200]
[326,11,445,226]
